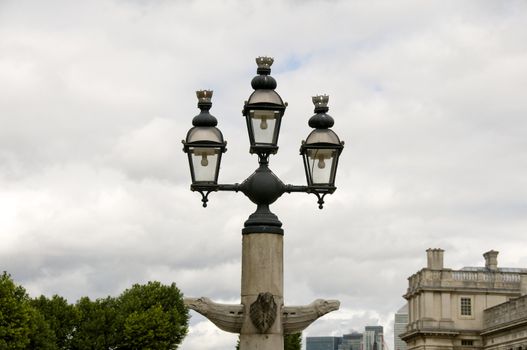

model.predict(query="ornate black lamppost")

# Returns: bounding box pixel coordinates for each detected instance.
[183,57,344,350]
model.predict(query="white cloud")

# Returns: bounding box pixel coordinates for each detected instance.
[1,1,527,349]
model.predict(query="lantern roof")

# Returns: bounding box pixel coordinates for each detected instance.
[244,57,286,111]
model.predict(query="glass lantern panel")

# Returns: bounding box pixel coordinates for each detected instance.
[190,147,219,182]
[306,149,337,185]
[250,110,277,144]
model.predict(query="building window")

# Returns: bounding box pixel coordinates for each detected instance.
[460,297,472,316]
[461,340,474,346]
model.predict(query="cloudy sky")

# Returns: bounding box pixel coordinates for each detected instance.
[2,0,527,349]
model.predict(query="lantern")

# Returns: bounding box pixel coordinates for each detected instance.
[243,57,287,157]
[300,95,344,191]
[183,90,226,185]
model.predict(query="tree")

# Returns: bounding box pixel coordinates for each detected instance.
[70,296,118,350]
[1,275,189,350]
[0,272,56,350]
[284,333,302,350]
[114,281,189,350]
[235,333,302,350]
[0,272,33,349]
[30,295,77,349]
[25,309,58,350]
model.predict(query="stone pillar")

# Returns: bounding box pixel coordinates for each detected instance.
[184,230,339,349]
[240,233,284,350]
[426,248,444,270]
[484,250,499,271]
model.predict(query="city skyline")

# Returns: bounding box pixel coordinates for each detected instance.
[1,1,527,349]
[306,326,384,350]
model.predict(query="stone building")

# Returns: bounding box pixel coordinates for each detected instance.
[481,294,527,350]
[401,249,527,350]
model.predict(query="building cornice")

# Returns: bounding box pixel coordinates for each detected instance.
[400,329,459,341]
[404,287,521,299]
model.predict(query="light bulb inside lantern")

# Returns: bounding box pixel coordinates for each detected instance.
[201,154,209,167]
[260,118,268,130]
[317,156,326,169]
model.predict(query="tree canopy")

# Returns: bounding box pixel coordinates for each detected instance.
[114,281,189,350]
[0,272,189,350]
[0,271,35,349]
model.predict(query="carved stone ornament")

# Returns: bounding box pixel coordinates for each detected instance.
[250,292,278,333]
[184,297,244,333]
[282,299,340,334]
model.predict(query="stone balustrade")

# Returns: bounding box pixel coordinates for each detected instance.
[483,295,527,329]
[406,269,522,296]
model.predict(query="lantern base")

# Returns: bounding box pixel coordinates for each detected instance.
[249,144,279,157]
[243,204,283,235]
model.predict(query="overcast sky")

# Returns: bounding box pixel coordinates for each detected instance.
[1,0,527,349]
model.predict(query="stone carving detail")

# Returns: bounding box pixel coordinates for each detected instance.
[250,292,278,333]
[184,297,244,333]
[282,299,340,334]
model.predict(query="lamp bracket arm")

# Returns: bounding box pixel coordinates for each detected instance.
[284,184,309,193]
[284,185,338,209]
[190,183,240,208]
[217,183,241,192]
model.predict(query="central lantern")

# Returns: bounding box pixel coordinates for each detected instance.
[242,57,287,158]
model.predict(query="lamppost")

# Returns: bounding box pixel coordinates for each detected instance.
[183,57,344,350]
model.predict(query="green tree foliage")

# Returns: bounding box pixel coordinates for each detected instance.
[114,281,189,350]
[0,272,33,349]
[235,333,302,350]
[122,305,173,349]
[25,309,58,350]
[71,296,118,350]
[30,295,77,349]
[284,333,302,350]
[0,273,189,350]
[0,272,56,350]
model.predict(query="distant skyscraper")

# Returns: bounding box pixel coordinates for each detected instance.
[339,332,363,350]
[363,326,383,350]
[394,304,409,350]
[308,326,383,350]
[307,336,342,350]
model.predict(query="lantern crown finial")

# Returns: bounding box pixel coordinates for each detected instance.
[309,95,334,129]
[193,90,218,127]
[196,89,213,103]
[251,57,277,90]
[256,56,274,74]
[312,95,329,111]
